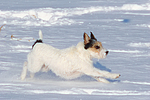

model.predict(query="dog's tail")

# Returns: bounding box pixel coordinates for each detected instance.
[39,30,43,40]
[32,30,43,49]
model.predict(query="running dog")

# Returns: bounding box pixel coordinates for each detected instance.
[21,30,120,83]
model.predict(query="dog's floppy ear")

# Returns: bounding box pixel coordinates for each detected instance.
[90,32,97,41]
[84,32,91,45]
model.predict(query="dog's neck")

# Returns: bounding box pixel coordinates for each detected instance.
[76,42,93,62]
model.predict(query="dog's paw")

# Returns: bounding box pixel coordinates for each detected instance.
[21,75,25,80]
[111,74,121,79]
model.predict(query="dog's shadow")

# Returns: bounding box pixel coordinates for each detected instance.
[93,62,111,72]
[93,62,120,83]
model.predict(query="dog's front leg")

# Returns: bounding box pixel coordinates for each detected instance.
[81,68,110,83]
[81,67,120,80]
[97,70,120,79]
[93,77,110,83]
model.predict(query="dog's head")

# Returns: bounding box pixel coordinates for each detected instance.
[83,32,109,59]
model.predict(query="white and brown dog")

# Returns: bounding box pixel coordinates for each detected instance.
[21,30,120,83]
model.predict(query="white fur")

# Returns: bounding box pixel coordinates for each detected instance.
[21,31,120,83]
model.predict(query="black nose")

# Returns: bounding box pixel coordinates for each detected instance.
[106,51,109,55]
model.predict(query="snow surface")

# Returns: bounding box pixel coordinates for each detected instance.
[0,0,150,100]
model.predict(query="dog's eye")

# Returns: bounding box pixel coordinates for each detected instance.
[95,46,100,49]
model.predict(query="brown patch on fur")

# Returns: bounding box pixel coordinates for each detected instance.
[88,41,103,53]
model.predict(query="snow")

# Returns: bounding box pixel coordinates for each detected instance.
[0,0,150,100]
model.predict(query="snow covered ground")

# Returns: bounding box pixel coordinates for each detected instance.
[0,0,150,99]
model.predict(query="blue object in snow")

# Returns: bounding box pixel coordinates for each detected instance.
[122,19,130,23]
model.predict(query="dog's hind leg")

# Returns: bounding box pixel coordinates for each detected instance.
[21,61,28,80]
[30,73,34,79]
[41,64,49,72]
[27,58,45,79]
